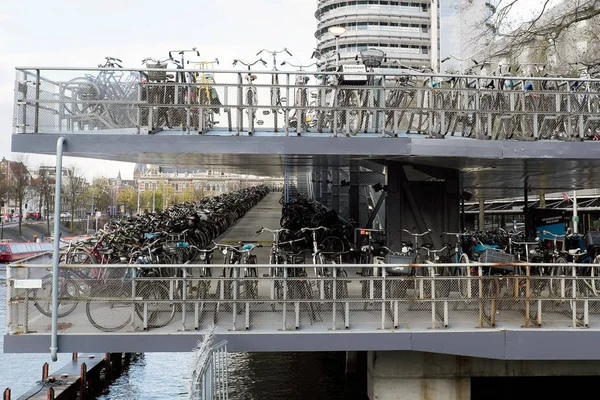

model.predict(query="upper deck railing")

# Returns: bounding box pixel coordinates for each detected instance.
[13,67,600,140]
[6,262,600,336]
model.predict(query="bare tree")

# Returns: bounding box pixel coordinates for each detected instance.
[9,156,31,236]
[464,0,600,72]
[62,165,87,231]
[35,168,55,235]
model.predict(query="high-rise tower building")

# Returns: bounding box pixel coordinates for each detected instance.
[315,0,435,70]
[314,0,496,72]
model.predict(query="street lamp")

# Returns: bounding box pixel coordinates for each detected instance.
[328,26,346,68]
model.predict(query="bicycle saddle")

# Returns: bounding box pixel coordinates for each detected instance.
[568,249,584,256]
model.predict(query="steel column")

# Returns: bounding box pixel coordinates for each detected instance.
[50,136,65,362]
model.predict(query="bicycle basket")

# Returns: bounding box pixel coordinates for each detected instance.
[146,62,167,82]
[360,49,385,68]
[480,248,515,264]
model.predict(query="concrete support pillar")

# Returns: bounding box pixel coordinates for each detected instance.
[350,162,360,225]
[321,162,329,208]
[331,168,340,214]
[478,198,485,231]
[539,189,546,209]
[314,170,322,203]
[368,351,470,400]
[385,163,403,250]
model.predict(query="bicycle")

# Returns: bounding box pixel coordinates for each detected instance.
[232,58,267,135]
[257,48,293,132]
[281,61,318,133]
[188,58,222,132]
[85,252,177,332]
[355,48,386,134]
[300,226,332,299]
[141,57,176,133]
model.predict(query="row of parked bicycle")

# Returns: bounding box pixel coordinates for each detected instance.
[60,47,600,140]
[33,186,270,330]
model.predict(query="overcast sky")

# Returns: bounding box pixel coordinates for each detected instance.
[0,0,555,180]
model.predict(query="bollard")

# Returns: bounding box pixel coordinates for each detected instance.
[46,387,54,400]
[42,363,49,380]
[3,388,10,400]
[79,363,87,400]
[72,352,78,361]
[104,353,112,381]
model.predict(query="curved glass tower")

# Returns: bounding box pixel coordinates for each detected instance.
[315,0,433,70]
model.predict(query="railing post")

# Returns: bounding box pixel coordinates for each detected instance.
[185,82,191,135]
[330,268,336,330]
[136,80,141,134]
[285,73,290,137]
[237,73,243,135]
[478,266,483,328]
[232,267,238,330]
[525,265,530,327]
[34,69,40,134]
[182,267,187,331]
[282,268,287,331]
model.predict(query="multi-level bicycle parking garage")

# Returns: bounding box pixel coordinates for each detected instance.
[9,62,600,399]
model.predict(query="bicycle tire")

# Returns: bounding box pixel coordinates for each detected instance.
[86,284,132,332]
[33,274,80,318]
[135,283,176,328]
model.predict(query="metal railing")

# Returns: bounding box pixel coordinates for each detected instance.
[13,67,600,140]
[7,262,600,335]
[190,327,228,400]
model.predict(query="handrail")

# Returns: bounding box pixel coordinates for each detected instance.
[14,66,600,82]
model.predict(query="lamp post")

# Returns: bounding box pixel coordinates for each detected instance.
[328,26,346,69]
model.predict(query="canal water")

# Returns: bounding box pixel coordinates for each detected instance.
[0,268,366,399]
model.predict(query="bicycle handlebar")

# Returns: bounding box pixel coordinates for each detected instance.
[279,237,307,246]
[256,48,293,57]
[541,230,566,238]
[300,226,329,232]
[233,59,267,69]
[280,61,318,71]
[420,246,449,254]
[256,227,290,235]
[441,232,468,237]
[402,229,431,236]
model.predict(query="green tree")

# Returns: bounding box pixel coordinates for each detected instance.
[86,178,112,213]
[117,187,137,215]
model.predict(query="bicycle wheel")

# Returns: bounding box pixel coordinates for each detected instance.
[320,236,345,253]
[62,77,103,116]
[135,283,176,328]
[457,253,473,298]
[33,274,80,318]
[86,284,132,332]
[549,258,573,297]
[341,90,362,136]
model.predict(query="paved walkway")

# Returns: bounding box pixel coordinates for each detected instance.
[216,191,283,262]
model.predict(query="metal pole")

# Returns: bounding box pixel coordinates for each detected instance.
[50,136,65,362]
[573,190,578,234]
[152,185,156,213]
[335,37,339,69]
[430,0,439,73]
[136,184,140,215]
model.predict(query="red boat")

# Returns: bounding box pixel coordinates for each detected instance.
[0,241,54,262]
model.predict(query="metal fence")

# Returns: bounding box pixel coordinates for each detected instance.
[189,327,228,400]
[13,67,600,140]
[7,262,600,335]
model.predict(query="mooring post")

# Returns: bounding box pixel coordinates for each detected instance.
[42,363,49,380]
[72,353,78,361]
[3,387,11,400]
[46,387,54,400]
[104,354,112,381]
[79,363,87,400]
